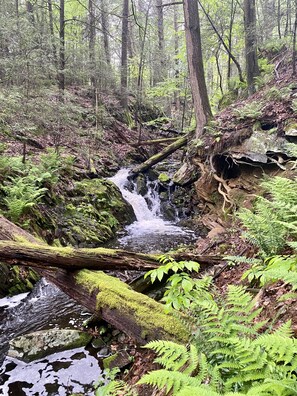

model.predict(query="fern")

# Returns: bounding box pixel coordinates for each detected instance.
[238,176,297,255]
[233,101,263,120]
[138,283,297,396]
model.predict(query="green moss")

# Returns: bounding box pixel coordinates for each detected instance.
[75,270,189,342]
[158,173,171,183]
[103,354,117,370]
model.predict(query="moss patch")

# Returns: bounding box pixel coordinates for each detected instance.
[75,270,189,343]
[33,178,136,247]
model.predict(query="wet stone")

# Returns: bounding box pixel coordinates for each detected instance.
[8,329,92,362]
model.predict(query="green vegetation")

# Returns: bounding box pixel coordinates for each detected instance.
[238,176,297,256]
[234,101,263,120]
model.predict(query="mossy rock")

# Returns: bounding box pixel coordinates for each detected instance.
[8,329,92,362]
[158,173,171,183]
[32,178,135,247]
[0,263,39,297]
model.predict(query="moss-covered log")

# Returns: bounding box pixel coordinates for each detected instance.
[0,240,222,271]
[131,135,188,174]
[0,215,190,343]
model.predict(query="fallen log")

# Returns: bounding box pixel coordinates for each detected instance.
[130,137,179,147]
[0,240,222,271]
[0,215,189,343]
[131,134,188,174]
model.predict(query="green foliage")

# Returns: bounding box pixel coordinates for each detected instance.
[144,255,202,311]
[265,86,291,101]
[145,255,200,283]
[95,368,136,396]
[234,102,263,120]
[237,176,297,256]
[138,284,297,395]
[242,255,297,290]
[0,149,69,224]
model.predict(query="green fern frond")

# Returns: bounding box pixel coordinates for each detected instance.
[144,341,198,373]
[95,380,130,396]
[137,369,201,394]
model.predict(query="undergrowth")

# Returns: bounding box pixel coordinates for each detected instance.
[0,148,73,225]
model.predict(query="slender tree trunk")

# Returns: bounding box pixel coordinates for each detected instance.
[183,0,212,138]
[155,0,165,83]
[101,0,111,65]
[15,0,19,19]
[277,0,282,38]
[58,0,65,99]
[227,0,237,82]
[88,0,96,103]
[48,0,57,67]
[293,0,297,75]
[121,0,129,108]
[244,0,259,95]
[136,0,152,143]
[26,1,35,24]
[285,0,292,36]
[173,3,180,116]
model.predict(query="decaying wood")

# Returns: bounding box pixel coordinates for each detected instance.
[0,241,223,271]
[131,134,188,174]
[130,137,179,147]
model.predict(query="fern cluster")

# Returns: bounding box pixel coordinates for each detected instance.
[138,285,297,395]
[243,255,297,291]
[238,176,297,256]
[0,149,71,224]
[233,101,263,120]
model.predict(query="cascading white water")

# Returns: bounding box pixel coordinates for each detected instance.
[109,169,193,251]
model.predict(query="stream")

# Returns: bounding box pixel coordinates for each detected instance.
[0,168,195,395]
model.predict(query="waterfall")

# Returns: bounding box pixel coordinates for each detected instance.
[109,169,194,252]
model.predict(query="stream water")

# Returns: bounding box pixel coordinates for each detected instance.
[109,168,195,253]
[0,168,195,395]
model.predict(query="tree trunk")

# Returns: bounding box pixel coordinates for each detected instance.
[131,134,188,174]
[293,0,297,75]
[155,0,165,83]
[26,1,35,24]
[101,0,111,65]
[244,0,259,95]
[121,0,129,108]
[58,0,65,99]
[183,0,212,138]
[48,0,57,67]
[89,0,96,103]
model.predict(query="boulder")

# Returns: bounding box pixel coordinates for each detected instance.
[8,329,92,362]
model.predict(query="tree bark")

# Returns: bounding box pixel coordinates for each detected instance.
[0,240,222,271]
[121,0,129,108]
[101,0,111,65]
[131,134,188,174]
[183,0,212,138]
[244,0,259,95]
[89,0,96,103]
[155,0,165,83]
[293,0,297,75]
[48,0,57,67]
[58,0,65,99]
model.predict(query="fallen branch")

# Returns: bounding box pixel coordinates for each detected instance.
[131,134,188,174]
[130,137,179,147]
[0,241,222,271]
